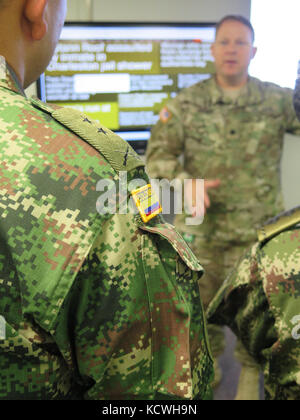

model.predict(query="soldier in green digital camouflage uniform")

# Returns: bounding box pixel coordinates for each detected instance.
[0,0,213,400]
[146,15,300,397]
[206,63,300,401]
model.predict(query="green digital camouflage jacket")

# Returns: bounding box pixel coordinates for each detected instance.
[0,56,213,400]
[146,76,300,243]
[207,208,300,400]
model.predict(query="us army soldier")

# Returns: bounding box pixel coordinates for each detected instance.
[146,15,300,395]
[207,64,300,400]
[0,0,213,399]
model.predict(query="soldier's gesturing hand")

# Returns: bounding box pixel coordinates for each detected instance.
[185,178,221,217]
[203,179,221,212]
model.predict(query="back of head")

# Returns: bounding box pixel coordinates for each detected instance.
[0,0,67,88]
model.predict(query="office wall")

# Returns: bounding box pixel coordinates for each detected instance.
[67,0,251,22]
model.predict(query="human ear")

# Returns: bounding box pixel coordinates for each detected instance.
[22,0,48,41]
[251,46,257,60]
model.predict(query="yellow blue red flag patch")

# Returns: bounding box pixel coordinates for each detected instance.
[131,184,162,223]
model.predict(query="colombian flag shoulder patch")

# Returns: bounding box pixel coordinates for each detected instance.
[131,184,162,223]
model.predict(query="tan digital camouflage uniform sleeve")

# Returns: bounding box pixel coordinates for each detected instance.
[207,227,300,400]
[145,101,190,181]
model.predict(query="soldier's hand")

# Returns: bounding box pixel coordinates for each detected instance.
[185,178,221,217]
[203,179,221,213]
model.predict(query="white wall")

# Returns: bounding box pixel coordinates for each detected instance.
[67,0,251,22]
[66,0,93,21]
[282,134,300,210]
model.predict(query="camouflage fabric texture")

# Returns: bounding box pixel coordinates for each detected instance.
[293,75,300,121]
[207,208,300,400]
[146,76,300,244]
[0,56,213,400]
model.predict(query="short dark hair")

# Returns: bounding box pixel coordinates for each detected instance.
[215,15,255,43]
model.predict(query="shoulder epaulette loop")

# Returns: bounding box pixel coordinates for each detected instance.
[30,97,145,174]
[258,206,300,244]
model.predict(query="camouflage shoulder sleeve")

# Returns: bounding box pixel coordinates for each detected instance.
[281,85,300,136]
[0,90,132,398]
[52,211,213,400]
[30,97,144,174]
[206,242,278,389]
[257,228,300,400]
[257,206,300,244]
[208,215,300,399]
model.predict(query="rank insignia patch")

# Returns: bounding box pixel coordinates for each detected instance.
[131,184,162,223]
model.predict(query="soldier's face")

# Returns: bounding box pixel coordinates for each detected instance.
[211,20,257,81]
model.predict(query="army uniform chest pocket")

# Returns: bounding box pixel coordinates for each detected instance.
[184,110,227,157]
[241,106,285,144]
[139,223,213,400]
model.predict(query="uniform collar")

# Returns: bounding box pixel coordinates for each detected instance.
[208,75,263,107]
[0,55,26,97]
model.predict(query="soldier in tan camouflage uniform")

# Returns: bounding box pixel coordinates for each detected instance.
[146,15,300,398]
[0,0,214,399]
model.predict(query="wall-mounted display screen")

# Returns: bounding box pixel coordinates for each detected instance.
[38,22,216,154]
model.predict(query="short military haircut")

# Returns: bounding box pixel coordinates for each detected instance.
[215,15,255,43]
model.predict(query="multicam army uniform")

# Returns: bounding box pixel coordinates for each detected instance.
[0,56,213,400]
[146,76,300,358]
[207,207,300,400]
